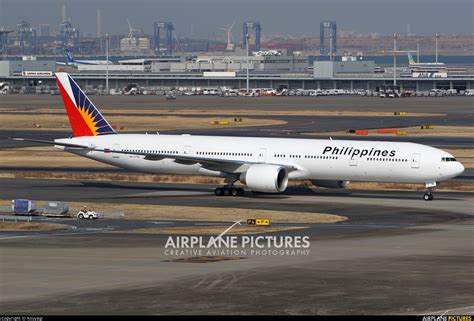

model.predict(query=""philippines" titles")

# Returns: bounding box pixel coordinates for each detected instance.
[323,146,396,158]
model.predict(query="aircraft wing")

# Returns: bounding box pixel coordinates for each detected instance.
[94,148,297,173]
[12,138,297,173]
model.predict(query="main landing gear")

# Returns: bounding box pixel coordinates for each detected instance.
[214,186,245,197]
[214,175,244,196]
[423,182,436,201]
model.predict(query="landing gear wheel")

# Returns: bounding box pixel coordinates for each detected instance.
[424,183,436,201]
[214,186,245,197]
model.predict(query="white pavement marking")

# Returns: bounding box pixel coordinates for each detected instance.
[124,190,209,197]
[148,221,174,225]
[0,230,109,240]
[252,193,474,216]
[421,305,474,315]
[194,222,228,226]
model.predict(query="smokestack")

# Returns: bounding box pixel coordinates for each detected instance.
[97,8,101,38]
[61,3,66,23]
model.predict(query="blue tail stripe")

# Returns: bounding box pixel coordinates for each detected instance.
[66,74,116,135]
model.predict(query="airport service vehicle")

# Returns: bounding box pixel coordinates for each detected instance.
[0,82,10,94]
[77,210,98,219]
[465,89,474,96]
[14,73,464,201]
[11,199,37,215]
[166,91,176,100]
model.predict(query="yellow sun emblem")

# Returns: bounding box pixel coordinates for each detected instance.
[77,103,100,136]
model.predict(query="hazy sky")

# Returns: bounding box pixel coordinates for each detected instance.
[0,0,472,39]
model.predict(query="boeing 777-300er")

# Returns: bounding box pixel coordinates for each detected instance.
[14,73,464,201]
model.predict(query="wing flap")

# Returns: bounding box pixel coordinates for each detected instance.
[94,148,297,172]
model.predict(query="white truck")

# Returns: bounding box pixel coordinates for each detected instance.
[0,82,10,94]
[77,210,99,219]
[465,89,474,96]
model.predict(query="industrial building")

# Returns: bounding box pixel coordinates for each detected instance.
[314,60,375,78]
[120,37,150,52]
[0,58,55,77]
[158,54,309,73]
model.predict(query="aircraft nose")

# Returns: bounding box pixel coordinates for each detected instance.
[455,162,465,176]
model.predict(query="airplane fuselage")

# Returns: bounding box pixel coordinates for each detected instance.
[57,134,464,184]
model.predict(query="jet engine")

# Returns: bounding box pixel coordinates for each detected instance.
[240,164,289,193]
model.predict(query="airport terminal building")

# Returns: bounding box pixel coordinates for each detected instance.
[0,54,472,92]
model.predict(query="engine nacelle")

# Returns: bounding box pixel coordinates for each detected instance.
[311,179,350,189]
[240,164,289,193]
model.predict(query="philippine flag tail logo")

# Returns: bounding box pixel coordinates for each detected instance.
[55,72,116,137]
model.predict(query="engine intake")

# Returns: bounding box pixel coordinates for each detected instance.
[311,180,350,189]
[240,164,289,193]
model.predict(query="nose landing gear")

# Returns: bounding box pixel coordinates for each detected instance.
[423,191,434,201]
[423,182,437,201]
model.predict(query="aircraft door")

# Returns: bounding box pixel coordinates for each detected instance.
[258,148,267,163]
[411,153,420,168]
[112,144,120,158]
[350,156,357,166]
[183,146,192,155]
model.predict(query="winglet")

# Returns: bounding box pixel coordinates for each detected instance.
[407,51,416,65]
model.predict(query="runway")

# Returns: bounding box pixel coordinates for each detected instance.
[1,95,473,149]
[0,177,471,241]
[0,95,472,314]
[1,94,473,114]
[0,177,473,314]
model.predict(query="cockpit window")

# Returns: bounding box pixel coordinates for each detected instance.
[441,157,457,162]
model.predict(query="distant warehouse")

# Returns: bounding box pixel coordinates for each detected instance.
[314,60,375,78]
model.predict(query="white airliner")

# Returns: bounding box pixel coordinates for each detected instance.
[14,73,464,201]
[56,49,112,67]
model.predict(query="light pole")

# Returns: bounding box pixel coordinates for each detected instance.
[105,33,109,94]
[435,33,439,63]
[245,33,249,94]
[393,33,397,88]
[417,37,420,63]
[329,32,333,61]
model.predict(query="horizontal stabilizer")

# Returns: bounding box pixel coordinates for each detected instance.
[12,138,91,149]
